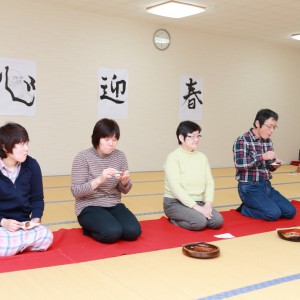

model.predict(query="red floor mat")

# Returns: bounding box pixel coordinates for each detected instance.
[1,200,299,273]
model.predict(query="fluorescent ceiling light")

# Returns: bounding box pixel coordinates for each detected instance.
[147,1,206,18]
[291,33,300,40]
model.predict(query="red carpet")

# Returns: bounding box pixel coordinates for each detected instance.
[1,200,299,273]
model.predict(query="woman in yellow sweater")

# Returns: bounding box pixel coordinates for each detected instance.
[163,121,224,231]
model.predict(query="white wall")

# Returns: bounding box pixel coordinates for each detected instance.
[1,1,300,175]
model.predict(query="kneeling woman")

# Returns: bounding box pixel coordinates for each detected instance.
[0,123,53,256]
[163,121,224,231]
[71,118,141,244]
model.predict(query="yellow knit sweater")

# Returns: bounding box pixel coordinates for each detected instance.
[164,146,214,208]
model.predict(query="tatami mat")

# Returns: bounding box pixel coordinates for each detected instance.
[1,231,299,299]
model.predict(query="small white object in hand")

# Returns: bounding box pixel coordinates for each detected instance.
[21,221,39,230]
[115,171,122,178]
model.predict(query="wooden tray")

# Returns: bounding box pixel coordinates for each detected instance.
[277,228,300,242]
[182,242,220,259]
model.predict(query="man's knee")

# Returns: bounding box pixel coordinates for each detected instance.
[284,205,296,219]
[264,208,282,221]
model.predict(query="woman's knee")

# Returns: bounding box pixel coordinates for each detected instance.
[0,243,20,256]
[122,224,142,241]
[208,214,224,229]
[92,226,123,244]
[40,227,54,250]
[29,226,53,251]
[180,217,208,231]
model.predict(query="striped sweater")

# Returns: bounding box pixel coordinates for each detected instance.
[71,147,132,216]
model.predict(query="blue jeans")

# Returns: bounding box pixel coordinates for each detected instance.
[238,181,296,221]
[78,204,141,244]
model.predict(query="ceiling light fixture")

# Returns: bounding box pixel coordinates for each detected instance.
[291,33,300,40]
[147,1,206,19]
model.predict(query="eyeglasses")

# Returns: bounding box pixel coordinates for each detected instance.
[186,134,202,140]
[263,123,278,130]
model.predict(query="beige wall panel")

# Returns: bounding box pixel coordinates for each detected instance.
[0,1,299,175]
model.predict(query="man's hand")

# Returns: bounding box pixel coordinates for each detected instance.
[262,151,276,161]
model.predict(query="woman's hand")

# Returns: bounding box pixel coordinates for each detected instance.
[119,170,130,187]
[91,168,117,189]
[193,202,213,219]
[1,218,22,232]
[31,218,40,223]
[102,168,119,180]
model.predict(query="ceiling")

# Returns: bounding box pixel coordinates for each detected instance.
[24,0,300,49]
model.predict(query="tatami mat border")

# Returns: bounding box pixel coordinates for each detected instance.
[197,273,300,300]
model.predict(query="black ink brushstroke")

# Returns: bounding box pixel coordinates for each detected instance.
[4,66,35,106]
[100,94,125,104]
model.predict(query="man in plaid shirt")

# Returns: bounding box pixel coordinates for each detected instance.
[233,109,296,221]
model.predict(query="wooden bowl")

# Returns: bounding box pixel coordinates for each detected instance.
[277,228,300,242]
[182,242,220,259]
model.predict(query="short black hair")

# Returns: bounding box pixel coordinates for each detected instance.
[176,121,201,145]
[91,118,120,148]
[0,123,29,159]
[253,109,279,128]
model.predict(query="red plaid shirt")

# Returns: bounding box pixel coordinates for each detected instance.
[233,128,275,182]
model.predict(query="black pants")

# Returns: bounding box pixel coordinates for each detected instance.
[77,204,141,244]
